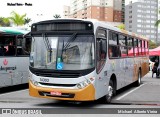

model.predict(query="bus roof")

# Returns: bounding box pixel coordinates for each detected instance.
[33,19,149,41]
[0,27,29,35]
[91,20,149,41]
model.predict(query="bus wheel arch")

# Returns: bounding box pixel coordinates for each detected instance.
[99,74,117,104]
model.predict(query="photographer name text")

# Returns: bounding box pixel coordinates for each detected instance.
[118,109,158,114]
[7,3,32,6]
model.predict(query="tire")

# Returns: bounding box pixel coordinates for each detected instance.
[135,70,141,87]
[99,80,115,104]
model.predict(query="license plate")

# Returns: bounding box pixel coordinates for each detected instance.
[50,91,62,96]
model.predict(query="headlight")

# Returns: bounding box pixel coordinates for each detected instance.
[76,77,95,89]
[29,73,39,86]
[77,84,82,89]
[34,81,39,86]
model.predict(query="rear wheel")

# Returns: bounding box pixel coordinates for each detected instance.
[135,70,141,86]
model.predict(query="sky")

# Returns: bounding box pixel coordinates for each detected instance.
[0,0,70,23]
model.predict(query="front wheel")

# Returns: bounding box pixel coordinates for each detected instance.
[99,80,115,104]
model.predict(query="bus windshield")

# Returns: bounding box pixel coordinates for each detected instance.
[30,34,95,70]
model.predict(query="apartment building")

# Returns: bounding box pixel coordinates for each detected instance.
[125,0,159,42]
[63,6,70,18]
[66,0,124,22]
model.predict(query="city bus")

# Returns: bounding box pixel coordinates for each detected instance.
[29,19,149,103]
[0,27,31,87]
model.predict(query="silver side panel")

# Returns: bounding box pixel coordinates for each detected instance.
[0,57,29,87]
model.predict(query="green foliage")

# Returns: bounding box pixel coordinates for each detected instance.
[149,40,158,49]
[53,14,61,19]
[0,17,10,26]
[155,20,160,27]
[155,10,160,27]
[117,24,125,30]
[24,17,32,25]
[8,11,26,26]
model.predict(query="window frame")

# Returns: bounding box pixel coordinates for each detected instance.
[96,27,107,74]
[108,30,121,59]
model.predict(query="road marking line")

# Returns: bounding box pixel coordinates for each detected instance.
[116,83,146,100]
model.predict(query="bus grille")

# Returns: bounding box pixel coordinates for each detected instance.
[34,71,81,78]
[39,82,77,87]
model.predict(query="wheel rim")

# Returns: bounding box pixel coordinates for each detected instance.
[138,72,141,84]
[108,85,113,97]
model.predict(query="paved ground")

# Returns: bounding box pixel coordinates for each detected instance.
[112,72,160,105]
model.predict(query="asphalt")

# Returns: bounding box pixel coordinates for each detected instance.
[112,71,160,105]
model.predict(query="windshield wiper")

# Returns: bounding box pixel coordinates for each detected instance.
[63,33,77,50]
[60,33,77,62]
[43,33,52,62]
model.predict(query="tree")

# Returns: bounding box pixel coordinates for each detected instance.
[149,40,158,49]
[155,20,160,27]
[8,11,26,26]
[24,17,32,25]
[0,17,10,26]
[53,14,61,19]
[117,24,125,30]
[155,10,160,27]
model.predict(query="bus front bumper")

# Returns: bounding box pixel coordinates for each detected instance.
[29,81,95,101]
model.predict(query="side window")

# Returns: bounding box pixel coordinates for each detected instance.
[138,39,142,56]
[96,29,107,73]
[142,40,145,56]
[17,37,31,56]
[134,39,139,56]
[128,37,134,57]
[145,41,149,55]
[109,31,118,45]
[108,45,121,58]
[0,36,16,56]
[108,31,120,58]
[119,34,127,46]
[119,34,127,57]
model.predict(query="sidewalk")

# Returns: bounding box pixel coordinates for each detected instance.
[143,71,160,84]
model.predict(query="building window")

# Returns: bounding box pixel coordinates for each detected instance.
[137,29,141,32]
[137,24,141,27]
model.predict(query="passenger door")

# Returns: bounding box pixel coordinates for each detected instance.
[96,28,107,98]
